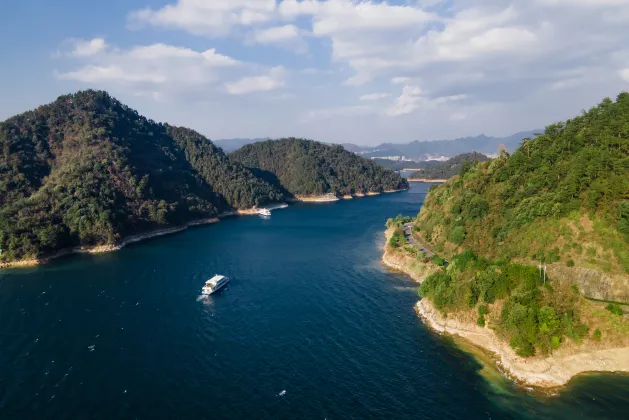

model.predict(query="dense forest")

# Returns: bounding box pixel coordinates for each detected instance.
[230,138,408,196]
[403,93,629,356]
[409,152,490,180]
[0,90,284,262]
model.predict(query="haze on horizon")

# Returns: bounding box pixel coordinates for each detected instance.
[2,0,629,146]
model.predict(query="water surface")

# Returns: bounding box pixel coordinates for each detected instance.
[1,183,628,419]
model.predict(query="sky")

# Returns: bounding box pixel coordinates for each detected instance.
[2,0,629,146]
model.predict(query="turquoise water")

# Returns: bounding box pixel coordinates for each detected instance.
[1,183,628,419]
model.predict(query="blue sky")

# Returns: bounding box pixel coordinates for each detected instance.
[2,0,629,146]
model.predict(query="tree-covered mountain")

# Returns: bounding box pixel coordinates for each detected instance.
[0,90,284,262]
[230,138,409,196]
[409,152,490,180]
[415,92,629,302]
[385,93,629,358]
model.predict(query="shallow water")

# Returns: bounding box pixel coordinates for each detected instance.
[1,183,628,419]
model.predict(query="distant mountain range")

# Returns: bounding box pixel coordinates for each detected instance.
[213,138,272,153]
[215,130,539,161]
[355,130,540,160]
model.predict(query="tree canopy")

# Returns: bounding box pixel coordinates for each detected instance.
[415,92,629,296]
[0,90,284,261]
[230,138,409,196]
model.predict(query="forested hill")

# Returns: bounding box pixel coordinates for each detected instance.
[230,138,409,196]
[0,90,284,262]
[409,152,490,180]
[415,92,629,301]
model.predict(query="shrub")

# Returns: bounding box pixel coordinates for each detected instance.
[566,259,575,267]
[449,226,466,245]
[593,328,602,342]
[477,315,486,327]
[606,303,624,316]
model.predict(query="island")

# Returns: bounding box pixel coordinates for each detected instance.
[229,137,409,199]
[383,93,629,388]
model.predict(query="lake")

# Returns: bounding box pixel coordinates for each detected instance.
[1,183,628,419]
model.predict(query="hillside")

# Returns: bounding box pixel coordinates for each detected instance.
[383,93,629,368]
[409,152,490,180]
[0,90,284,262]
[415,93,629,300]
[230,138,409,196]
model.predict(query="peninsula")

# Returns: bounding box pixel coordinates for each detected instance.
[383,93,629,388]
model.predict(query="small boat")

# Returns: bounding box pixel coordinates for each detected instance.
[258,208,272,217]
[202,275,230,295]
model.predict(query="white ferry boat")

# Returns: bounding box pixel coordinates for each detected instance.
[202,275,230,295]
[258,208,272,217]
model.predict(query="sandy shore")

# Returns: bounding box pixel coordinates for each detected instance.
[407,178,448,183]
[381,228,629,389]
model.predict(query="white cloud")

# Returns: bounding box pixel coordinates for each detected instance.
[537,0,629,6]
[250,24,307,52]
[450,113,467,121]
[225,66,287,95]
[253,24,300,44]
[360,93,391,101]
[70,38,107,56]
[58,40,239,88]
[302,105,374,122]
[50,0,629,144]
[387,84,467,116]
[387,85,423,116]
[128,0,277,36]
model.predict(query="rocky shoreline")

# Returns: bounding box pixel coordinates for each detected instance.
[407,178,448,183]
[381,228,629,389]
[294,189,407,203]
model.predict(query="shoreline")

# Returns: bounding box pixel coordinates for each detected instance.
[407,178,448,183]
[380,228,629,389]
[294,188,408,203]
[0,218,221,270]
[0,189,407,270]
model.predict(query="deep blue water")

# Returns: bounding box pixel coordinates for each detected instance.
[1,183,628,419]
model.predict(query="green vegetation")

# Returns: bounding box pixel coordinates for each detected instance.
[409,152,490,180]
[388,228,407,248]
[606,303,624,316]
[0,90,287,262]
[416,93,629,281]
[386,214,412,229]
[230,138,408,197]
[419,250,588,356]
